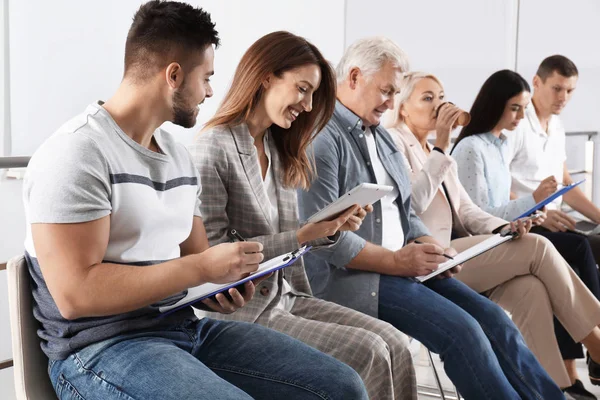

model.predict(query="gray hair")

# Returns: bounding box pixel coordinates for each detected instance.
[336,37,410,84]
[383,71,443,128]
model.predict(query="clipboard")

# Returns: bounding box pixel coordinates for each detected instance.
[514,179,585,220]
[158,246,311,317]
[416,234,513,282]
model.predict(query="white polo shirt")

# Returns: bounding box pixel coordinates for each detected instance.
[507,104,567,209]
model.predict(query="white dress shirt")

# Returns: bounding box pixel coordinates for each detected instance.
[507,104,567,209]
[364,128,405,251]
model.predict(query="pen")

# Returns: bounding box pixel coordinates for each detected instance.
[228,229,246,242]
[413,240,454,260]
[522,178,566,187]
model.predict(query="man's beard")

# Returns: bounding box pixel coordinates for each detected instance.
[172,88,198,129]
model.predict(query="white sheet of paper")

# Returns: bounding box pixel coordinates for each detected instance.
[159,249,304,313]
[416,234,513,282]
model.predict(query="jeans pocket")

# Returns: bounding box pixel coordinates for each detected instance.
[56,374,86,400]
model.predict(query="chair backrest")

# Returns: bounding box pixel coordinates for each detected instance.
[7,255,56,399]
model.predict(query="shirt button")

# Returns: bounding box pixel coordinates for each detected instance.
[366,162,371,166]
[359,134,364,138]
[260,287,270,296]
[371,292,377,297]
[347,126,352,131]
[376,218,381,223]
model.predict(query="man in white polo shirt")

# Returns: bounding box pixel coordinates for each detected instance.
[508,55,600,391]
[508,55,600,261]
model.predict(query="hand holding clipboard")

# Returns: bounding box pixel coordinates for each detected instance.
[159,243,311,317]
[514,179,585,220]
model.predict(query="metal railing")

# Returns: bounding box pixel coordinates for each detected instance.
[0,156,30,169]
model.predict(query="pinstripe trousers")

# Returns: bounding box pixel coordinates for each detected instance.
[256,295,417,400]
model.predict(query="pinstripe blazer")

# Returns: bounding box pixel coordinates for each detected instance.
[188,123,318,322]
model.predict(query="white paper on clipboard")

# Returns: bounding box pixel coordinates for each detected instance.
[159,246,310,314]
[416,234,513,282]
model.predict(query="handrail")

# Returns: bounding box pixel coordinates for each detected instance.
[0,156,30,169]
[565,131,598,140]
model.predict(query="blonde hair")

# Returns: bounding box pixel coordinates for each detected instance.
[383,71,443,128]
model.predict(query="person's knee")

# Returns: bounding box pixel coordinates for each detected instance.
[374,323,412,362]
[478,297,524,338]
[442,312,490,354]
[353,331,393,372]
[332,364,369,400]
[522,232,552,251]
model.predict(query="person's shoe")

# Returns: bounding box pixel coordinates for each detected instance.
[588,352,600,386]
[563,379,597,400]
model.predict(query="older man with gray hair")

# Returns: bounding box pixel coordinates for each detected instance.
[298,37,565,399]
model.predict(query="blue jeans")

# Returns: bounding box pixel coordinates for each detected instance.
[48,318,368,400]
[378,275,564,400]
[532,227,600,359]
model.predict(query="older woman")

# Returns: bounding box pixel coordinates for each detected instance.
[385,71,600,392]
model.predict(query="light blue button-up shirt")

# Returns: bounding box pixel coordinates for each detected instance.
[298,100,430,317]
[451,133,536,221]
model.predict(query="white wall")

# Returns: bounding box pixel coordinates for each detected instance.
[345,0,518,120]
[8,0,345,156]
[1,0,7,157]
[0,0,14,393]
[6,0,600,154]
[516,0,600,133]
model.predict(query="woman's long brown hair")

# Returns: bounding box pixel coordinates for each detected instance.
[203,31,336,189]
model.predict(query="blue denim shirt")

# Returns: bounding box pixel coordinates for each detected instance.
[298,100,430,317]
[452,133,536,221]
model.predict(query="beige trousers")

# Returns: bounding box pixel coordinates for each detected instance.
[452,233,600,388]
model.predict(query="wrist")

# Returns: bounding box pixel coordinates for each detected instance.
[297,226,312,244]
[433,139,449,151]
[593,211,600,225]
[387,248,404,274]
[185,253,211,286]
[433,137,450,153]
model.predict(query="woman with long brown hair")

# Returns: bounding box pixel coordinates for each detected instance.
[189,31,417,400]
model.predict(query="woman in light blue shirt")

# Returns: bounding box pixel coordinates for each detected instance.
[452,69,600,398]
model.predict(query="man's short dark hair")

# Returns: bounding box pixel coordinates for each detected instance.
[536,55,578,82]
[124,1,220,81]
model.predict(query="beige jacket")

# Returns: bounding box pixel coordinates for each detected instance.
[389,124,507,247]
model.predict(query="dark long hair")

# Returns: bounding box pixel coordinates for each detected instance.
[452,69,530,153]
[204,31,336,189]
